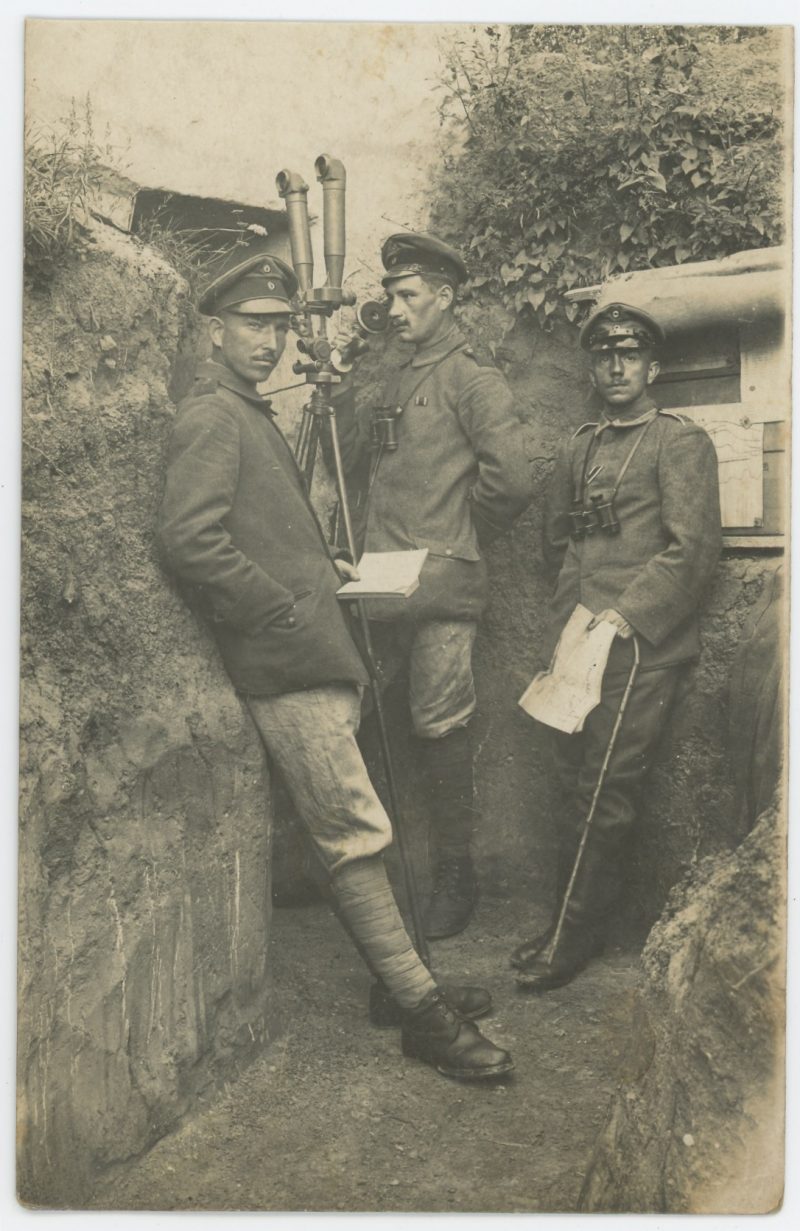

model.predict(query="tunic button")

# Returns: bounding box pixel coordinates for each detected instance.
[445,548,453,557]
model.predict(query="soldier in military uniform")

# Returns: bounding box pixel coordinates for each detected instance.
[157,237,514,1080]
[512,302,722,992]
[331,233,532,939]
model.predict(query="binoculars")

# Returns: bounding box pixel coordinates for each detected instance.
[371,405,404,452]
[569,492,621,539]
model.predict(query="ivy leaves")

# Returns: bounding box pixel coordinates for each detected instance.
[433,26,784,331]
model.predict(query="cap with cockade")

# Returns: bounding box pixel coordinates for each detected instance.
[380,232,468,289]
[198,237,299,316]
[579,302,665,352]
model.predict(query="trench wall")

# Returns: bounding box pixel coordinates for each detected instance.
[18,227,273,1206]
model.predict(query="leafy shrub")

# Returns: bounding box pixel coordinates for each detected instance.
[432,26,787,329]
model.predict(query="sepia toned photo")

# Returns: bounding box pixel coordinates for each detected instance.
[17,15,791,1216]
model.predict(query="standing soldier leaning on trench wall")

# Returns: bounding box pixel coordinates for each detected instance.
[156,235,515,1083]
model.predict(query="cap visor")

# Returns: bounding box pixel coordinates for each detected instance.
[381,269,421,287]
[224,297,292,315]
[590,339,649,351]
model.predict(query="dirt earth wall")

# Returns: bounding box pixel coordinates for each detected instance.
[576,553,786,1213]
[18,227,273,1206]
[577,800,785,1213]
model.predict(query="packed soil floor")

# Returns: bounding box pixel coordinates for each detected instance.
[90,874,641,1213]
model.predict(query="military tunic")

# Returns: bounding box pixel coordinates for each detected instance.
[157,358,391,874]
[542,399,721,848]
[335,322,531,623]
[543,400,722,672]
[332,322,531,738]
[158,359,368,696]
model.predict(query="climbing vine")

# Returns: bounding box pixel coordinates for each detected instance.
[432,26,786,329]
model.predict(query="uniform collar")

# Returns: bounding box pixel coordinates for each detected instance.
[407,321,468,368]
[196,358,276,414]
[596,397,658,434]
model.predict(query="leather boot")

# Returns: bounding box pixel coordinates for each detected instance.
[515,833,621,993]
[424,856,478,939]
[401,988,513,1080]
[509,834,577,969]
[419,729,478,938]
[514,916,606,992]
[512,922,605,974]
[509,921,556,971]
[369,977,491,1028]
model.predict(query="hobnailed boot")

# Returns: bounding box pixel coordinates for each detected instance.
[424,856,478,940]
[369,977,491,1028]
[401,988,514,1080]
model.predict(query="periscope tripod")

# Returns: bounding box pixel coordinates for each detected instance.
[277,157,432,972]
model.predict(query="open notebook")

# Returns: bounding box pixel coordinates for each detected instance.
[336,549,429,600]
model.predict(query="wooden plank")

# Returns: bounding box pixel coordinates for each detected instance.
[740,320,789,418]
[709,420,763,528]
[724,535,784,549]
[762,453,786,535]
[678,403,783,427]
[670,406,768,530]
[764,422,787,452]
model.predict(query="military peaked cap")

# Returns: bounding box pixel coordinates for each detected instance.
[579,302,665,352]
[381,232,468,288]
[199,234,298,316]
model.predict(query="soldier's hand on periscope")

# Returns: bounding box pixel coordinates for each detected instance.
[332,329,358,356]
[330,329,364,377]
[590,609,634,639]
[335,559,360,583]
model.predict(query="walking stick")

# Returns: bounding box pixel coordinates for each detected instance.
[278,158,432,971]
[541,633,641,966]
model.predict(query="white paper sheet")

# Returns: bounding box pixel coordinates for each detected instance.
[518,604,617,733]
